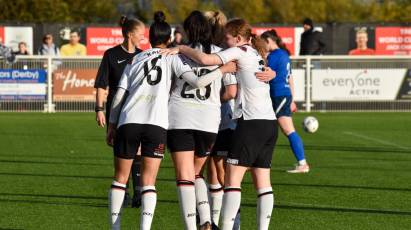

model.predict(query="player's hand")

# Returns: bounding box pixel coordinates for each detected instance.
[255,67,276,82]
[106,124,116,147]
[291,101,298,113]
[220,61,237,74]
[160,46,180,56]
[96,111,106,127]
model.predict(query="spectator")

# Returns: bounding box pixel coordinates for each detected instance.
[38,34,60,56]
[299,18,325,55]
[60,31,87,56]
[0,39,16,64]
[13,42,29,55]
[169,27,185,47]
[348,28,375,55]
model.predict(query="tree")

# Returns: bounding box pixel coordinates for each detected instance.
[0,0,120,23]
[0,0,410,24]
[221,0,270,24]
[136,0,218,24]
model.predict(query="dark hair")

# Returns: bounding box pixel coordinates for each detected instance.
[174,27,183,36]
[119,16,144,38]
[225,18,266,58]
[149,11,171,47]
[42,33,53,43]
[70,31,80,36]
[303,18,313,28]
[260,30,290,55]
[183,11,212,54]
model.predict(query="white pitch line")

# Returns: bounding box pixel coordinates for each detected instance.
[343,131,410,150]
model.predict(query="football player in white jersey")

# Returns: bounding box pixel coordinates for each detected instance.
[106,11,236,230]
[167,11,228,230]
[203,10,240,229]
[163,18,278,230]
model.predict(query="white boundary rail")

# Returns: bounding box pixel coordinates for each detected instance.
[0,55,411,112]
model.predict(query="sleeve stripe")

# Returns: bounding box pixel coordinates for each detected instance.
[215,53,226,65]
[176,70,194,79]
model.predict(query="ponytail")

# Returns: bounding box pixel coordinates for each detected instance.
[204,10,227,47]
[149,11,172,47]
[119,15,144,39]
[250,33,267,60]
[183,10,212,54]
[260,29,290,55]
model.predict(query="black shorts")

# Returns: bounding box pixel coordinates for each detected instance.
[210,129,234,158]
[105,101,112,133]
[167,129,217,157]
[228,118,278,168]
[114,124,166,159]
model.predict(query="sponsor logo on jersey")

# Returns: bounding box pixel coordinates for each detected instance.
[227,158,239,165]
[117,59,126,64]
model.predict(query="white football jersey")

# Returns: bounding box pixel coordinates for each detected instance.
[219,74,237,131]
[117,48,192,129]
[216,45,276,120]
[168,44,223,133]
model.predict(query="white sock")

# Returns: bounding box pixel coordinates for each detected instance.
[209,183,224,225]
[140,186,157,230]
[233,209,241,230]
[195,176,211,225]
[109,181,126,230]
[298,159,307,166]
[177,180,197,230]
[257,187,274,230]
[221,187,241,230]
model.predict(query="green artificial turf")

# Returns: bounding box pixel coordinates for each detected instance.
[0,112,410,229]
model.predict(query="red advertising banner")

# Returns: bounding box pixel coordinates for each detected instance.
[87,27,151,55]
[139,27,151,51]
[0,27,4,44]
[53,68,98,101]
[87,27,124,55]
[375,27,411,55]
[252,27,295,55]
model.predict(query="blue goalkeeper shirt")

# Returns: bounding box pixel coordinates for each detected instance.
[267,48,291,97]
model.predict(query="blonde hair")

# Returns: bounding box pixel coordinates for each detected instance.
[204,10,227,46]
[356,28,368,37]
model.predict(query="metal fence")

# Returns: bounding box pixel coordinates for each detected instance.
[1,55,411,112]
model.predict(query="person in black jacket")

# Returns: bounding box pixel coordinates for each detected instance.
[299,18,325,55]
